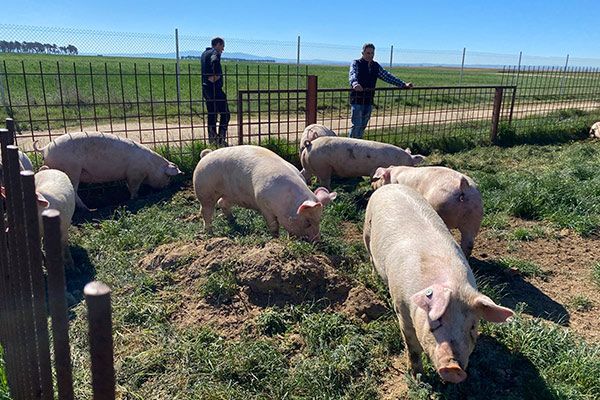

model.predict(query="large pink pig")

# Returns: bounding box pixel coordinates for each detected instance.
[193,145,336,241]
[363,184,513,383]
[300,136,424,188]
[372,165,483,256]
[33,132,181,209]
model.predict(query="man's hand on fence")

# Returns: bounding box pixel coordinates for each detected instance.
[404,82,414,89]
[352,83,364,91]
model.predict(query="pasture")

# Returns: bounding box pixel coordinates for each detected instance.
[1,127,599,399]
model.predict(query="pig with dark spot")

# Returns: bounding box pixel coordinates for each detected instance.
[193,145,336,241]
[33,132,181,209]
[300,136,425,188]
[363,184,513,383]
[372,165,483,256]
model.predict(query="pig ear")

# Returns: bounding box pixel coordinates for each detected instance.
[297,200,323,215]
[473,294,514,323]
[164,163,182,176]
[36,192,50,208]
[314,187,337,206]
[307,130,318,141]
[404,147,412,155]
[0,186,5,199]
[372,167,391,183]
[411,284,452,321]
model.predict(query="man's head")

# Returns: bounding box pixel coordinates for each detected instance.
[361,43,375,62]
[211,37,225,54]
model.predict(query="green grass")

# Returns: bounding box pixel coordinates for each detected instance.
[497,257,548,279]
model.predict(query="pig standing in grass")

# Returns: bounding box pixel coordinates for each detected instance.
[33,132,181,209]
[363,184,513,383]
[34,167,76,267]
[372,165,483,256]
[193,146,336,241]
[300,136,425,188]
[590,121,600,138]
[298,124,337,181]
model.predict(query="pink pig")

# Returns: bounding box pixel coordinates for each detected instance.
[364,184,513,383]
[193,145,336,241]
[372,165,483,256]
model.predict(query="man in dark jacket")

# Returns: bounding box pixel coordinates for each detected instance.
[201,37,230,146]
[349,43,413,138]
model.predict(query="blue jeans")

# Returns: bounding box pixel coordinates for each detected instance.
[348,103,372,139]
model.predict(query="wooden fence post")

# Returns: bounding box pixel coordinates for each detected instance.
[85,281,116,400]
[490,87,504,143]
[306,75,318,126]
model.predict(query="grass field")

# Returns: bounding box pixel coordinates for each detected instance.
[2,125,599,398]
[2,53,599,133]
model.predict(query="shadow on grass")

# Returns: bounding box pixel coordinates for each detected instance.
[414,336,553,399]
[470,257,569,326]
[72,177,189,224]
[64,243,96,312]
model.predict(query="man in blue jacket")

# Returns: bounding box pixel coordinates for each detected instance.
[349,43,413,138]
[201,37,230,146]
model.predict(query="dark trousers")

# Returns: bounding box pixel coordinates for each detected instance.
[203,85,230,146]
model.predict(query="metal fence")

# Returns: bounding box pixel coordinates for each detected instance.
[0,119,116,399]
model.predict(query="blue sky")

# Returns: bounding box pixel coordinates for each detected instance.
[2,0,599,64]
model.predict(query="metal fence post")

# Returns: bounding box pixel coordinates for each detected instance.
[459,47,466,85]
[237,91,244,145]
[43,209,74,400]
[297,35,301,66]
[490,86,504,142]
[559,54,569,96]
[389,45,394,68]
[85,281,116,400]
[176,28,181,103]
[306,75,317,126]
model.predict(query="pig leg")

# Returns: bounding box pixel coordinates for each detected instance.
[200,200,217,233]
[397,306,425,373]
[262,212,280,237]
[66,172,91,211]
[126,169,146,199]
[217,197,235,223]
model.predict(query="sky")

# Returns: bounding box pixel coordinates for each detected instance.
[2,0,600,65]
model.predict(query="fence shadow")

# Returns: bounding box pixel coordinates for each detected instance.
[64,244,96,310]
[470,257,569,326]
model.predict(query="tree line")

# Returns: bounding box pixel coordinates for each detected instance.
[0,40,78,55]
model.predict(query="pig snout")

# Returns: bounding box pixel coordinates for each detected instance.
[435,341,467,383]
[438,362,467,383]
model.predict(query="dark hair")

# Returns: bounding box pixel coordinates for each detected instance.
[362,43,375,52]
[211,37,225,47]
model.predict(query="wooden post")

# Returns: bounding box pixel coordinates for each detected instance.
[490,87,504,143]
[305,75,318,126]
[85,281,116,400]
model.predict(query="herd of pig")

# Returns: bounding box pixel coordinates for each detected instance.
[0,126,515,384]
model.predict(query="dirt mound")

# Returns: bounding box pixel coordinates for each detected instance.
[138,238,387,336]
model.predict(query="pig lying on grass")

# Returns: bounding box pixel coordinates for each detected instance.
[372,165,483,256]
[363,184,513,383]
[300,136,425,188]
[34,131,181,209]
[193,146,336,241]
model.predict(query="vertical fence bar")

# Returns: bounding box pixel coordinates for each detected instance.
[297,35,301,66]
[237,91,244,145]
[89,63,99,132]
[306,75,317,126]
[134,63,142,142]
[57,61,68,134]
[43,209,74,400]
[39,61,52,137]
[21,61,35,136]
[459,47,466,85]
[4,144,36,398]
[84,281,116,400]
[119,63,127,138]
[389,45,394,68]
[73,62,83,131]
[21,171,54,400]
[176,28,181,103]
[490,87,504,142]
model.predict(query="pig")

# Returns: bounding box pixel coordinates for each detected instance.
[372,166,483,256]
[300,136,425,188]
[363,184,513,383]
[34,167,76,267]
[590,121,600,138]
[193,145,336,241]
[0,149,33,185]
[33,131,182,209]
[298,124,337,181]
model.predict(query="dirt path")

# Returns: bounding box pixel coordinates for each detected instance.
[16,100,600,151]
